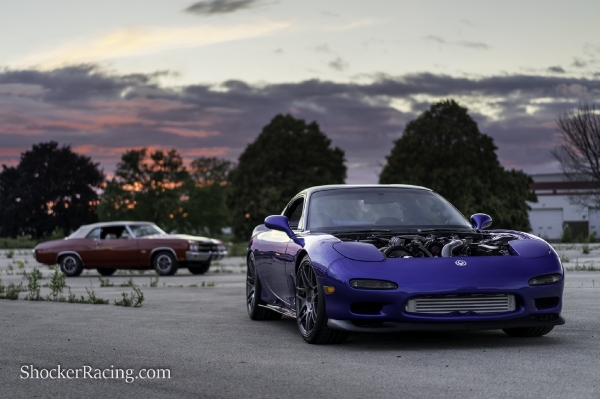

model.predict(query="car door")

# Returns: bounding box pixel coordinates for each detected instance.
[283,197,306,306]
[74,227,101,267]
[94,225,139,266]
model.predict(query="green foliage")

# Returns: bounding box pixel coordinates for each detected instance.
[98,277,114,287]
[561,226,573,243]
[23,268,43,301]
[379,100,535,231]
[47,269,67,301]
[114,286,145,307]
[83,288,109,304]
[1,282,23,300]
[6,249,14,258]
[149,276,159,287]
[227,114,346,240]
[0,142,104,238]
[97,149,231,235]
[119,278,135,287]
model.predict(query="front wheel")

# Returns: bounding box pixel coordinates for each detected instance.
[188,261,211,275]
[153,251,178,276]
[295,256,348,344]
[503,326,555,337]
[246,253,282,321]
[59,254,83,277]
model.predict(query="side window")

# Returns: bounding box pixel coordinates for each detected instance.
[100,226,126,240]
[86,228,101,239]
[285,198,305,230]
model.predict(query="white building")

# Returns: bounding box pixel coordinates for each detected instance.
[527,173,600,240]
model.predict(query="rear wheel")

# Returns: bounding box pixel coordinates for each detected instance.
[246,253,282,321]
[296,256,348,344]
[153,251,178,276]
[188,261,211,275]
[503,326,555,337]
[97,268,116,276]
[59,255,83,277]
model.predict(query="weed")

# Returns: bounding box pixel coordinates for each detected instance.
[47,269,67,301]
[23,268,43,301]
[0,278,4,295]
[7,264,13,274]
[566,264,600,271]
[582,244,591,254]
[149,276,159,287]
[98,277,114,287]
[114,286,145,307]
[201,281,215,287]
[17,260,25,270]
[3,282,23,300]
[137,270,146,275]
[6,250,14,259]
[83,288,109,304]
[189,283,198,287]
[559,254,570,263]
[119,278,134,287]
[67,288,78,303]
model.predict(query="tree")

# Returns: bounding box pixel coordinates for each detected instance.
[98,150,232,235]
[379,100,534,231]
[227,114,346,240]
[551,102,600,207]
[0,142,104,238]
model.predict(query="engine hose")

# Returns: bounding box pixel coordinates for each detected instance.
[441,240,464,257]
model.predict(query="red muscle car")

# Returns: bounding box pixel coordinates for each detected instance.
[33,221,227,276]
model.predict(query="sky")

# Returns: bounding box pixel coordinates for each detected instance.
[1,0,600,183]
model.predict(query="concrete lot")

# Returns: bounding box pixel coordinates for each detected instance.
[1,248,599,398]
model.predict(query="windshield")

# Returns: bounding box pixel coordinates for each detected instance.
[129,224,166,237]
[307,188,472,231]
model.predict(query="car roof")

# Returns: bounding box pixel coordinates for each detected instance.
[68,221,157,238]
[300,184,432,197]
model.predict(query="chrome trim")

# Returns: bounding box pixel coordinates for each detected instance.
[405,294,516,314]
[259,304,296,318]
[56,251,84,266]
[186,250,227,262]
[150,247,178,261]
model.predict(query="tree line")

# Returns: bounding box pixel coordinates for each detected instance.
[1,100,550,241]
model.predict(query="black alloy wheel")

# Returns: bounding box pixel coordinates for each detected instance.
[59,254,83,277]
[246,253,282,320]
[295,256,348,344]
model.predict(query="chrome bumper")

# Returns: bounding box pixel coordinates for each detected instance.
[186,250,227,262]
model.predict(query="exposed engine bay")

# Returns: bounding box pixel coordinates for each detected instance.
[339,232,521,258]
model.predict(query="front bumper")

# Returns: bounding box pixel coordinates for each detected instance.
[328,314,565,333]
[186,250,227,262]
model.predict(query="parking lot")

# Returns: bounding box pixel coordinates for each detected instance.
[1,248,600,398]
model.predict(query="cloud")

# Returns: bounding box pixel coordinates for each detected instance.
[328,57,349,71]
[184,0,263,16]
[424,35,489,50]
[1,65,599,183]
[548,66,566,74]
[12,22,290,69]
[572,58,587,68]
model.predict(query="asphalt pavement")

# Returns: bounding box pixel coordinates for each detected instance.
[1,251,599,399]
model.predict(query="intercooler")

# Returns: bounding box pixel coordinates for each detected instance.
[405,294,516,314]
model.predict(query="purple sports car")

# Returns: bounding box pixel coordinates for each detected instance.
[246,185,564,344]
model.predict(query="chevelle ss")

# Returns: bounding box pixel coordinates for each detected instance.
[246,185,565,344]
[34,221,227,276]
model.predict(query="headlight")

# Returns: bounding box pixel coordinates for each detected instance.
[189,242,199,252]
[528,274,561,286]
[349,279,398,290]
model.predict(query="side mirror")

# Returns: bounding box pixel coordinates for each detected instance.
[264,215,304,246]
[470,213,492,230]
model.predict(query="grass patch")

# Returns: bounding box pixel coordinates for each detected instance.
[114,286,144,307]
[119,278,135,287]
[566,265,600,271]
[201,281,215,287]
[98,277,114,287]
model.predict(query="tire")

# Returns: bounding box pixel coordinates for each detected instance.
[97,268,117,276]
[59,254,83,277]
[188,261,211,275]
[295,256,348,344]
[153,251,178,276]
[503,326,555,337]
[246,253,282,321]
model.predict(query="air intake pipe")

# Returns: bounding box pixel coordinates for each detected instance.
[441,240,463,257]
